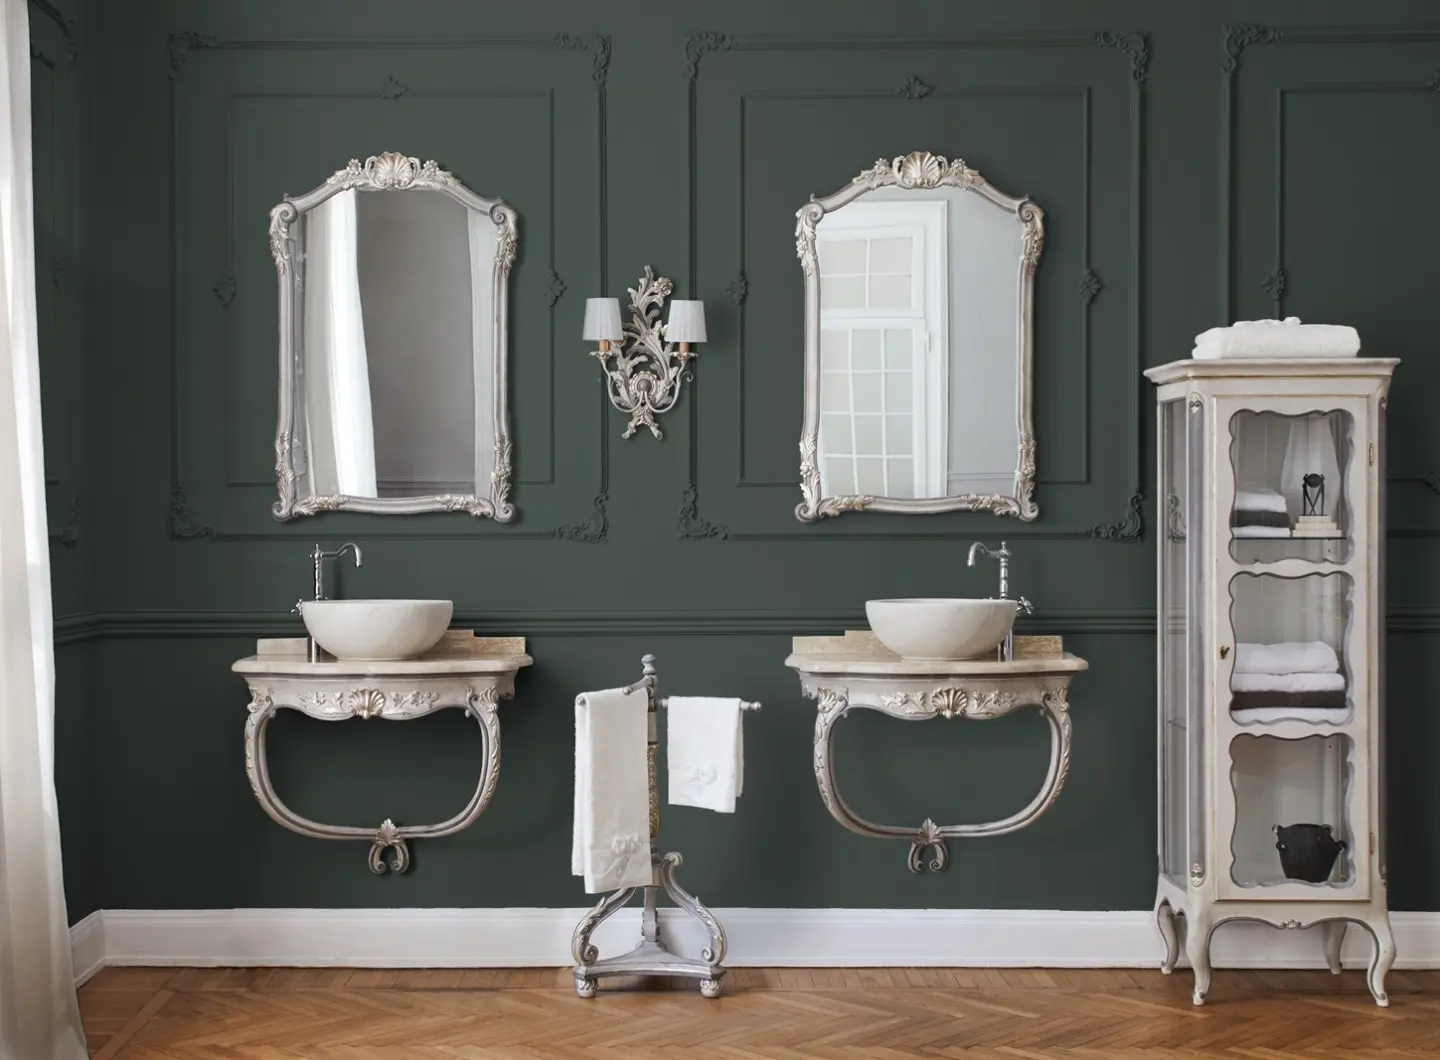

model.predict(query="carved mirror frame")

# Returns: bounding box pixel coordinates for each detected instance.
[794,151,1043,522]
[268,152,518,521]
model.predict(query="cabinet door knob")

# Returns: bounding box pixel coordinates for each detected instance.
[1219,645,1230,660]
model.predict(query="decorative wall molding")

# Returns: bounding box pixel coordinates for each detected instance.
[376,74,407,99]
[31,0,78,66]
[210,270,235,306]
[725,271,747,305]
[683,30,1148,541]
[545,270,567,306]
[683,30,735,82]
[1262,263,1287,304]
[898,75,932,99]
[71,907,1440,984]
[1221,23,1280,77]
[676,484,728,540]
[551,491,609,544]
[1094,29,1151,83]
[1079,268,1103,306]
[554,32,611,85]
[165,33,612,541]
[1087,491,1146,544]
[167,31,217,79]
[1219,26,1440,537]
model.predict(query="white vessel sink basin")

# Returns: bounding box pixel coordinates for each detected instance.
[865,598,1018,661]
[299,599,453,661]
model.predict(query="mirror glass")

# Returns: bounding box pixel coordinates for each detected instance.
[796,152,1041,521]
[270,153,516,520]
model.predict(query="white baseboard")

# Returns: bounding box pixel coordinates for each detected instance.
[69,911,105,986]
[70,908,1440,982]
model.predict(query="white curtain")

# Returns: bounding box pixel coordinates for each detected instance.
[0,0,89,1054]
[302,189,378,497]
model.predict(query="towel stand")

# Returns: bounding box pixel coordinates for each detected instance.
[571,653,760,999]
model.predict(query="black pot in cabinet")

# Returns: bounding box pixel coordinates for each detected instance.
[1274,823,1346,884]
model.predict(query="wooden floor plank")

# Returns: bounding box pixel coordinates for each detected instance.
[78,965,1440,1059]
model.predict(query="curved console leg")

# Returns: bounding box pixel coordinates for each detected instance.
[242,687,504,874]
[1361,914,1396,1007]
[1185,909,1214,1006]
[1154,896,1179,975]
[1320,920,1346,976]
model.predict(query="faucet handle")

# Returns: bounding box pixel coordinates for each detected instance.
[1015,596,1034,616]
[292,598,306,617]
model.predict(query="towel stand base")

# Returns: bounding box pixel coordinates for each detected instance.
[572,850,726,999]
[572,654,758,999]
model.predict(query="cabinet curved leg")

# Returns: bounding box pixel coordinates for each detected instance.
[1360,914,1396,1007]
[1154,897,1179,975]
[1185,910,1213,1005]
[243,689,502,873]
[811,687,1074,873]
[1320,920,1346,975]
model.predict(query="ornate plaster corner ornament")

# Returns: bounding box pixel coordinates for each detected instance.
[591,267,700,440]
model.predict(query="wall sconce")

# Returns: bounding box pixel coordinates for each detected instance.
[582,267,706,440]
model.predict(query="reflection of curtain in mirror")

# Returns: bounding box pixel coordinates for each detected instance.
[302,189,378,497]
[1280,414,1341,521]
[467,208,495,493]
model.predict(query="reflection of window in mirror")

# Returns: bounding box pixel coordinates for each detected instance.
[816,201,948,499]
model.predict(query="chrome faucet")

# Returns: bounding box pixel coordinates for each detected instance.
[293,542,362,661]
[967,540,1033,662]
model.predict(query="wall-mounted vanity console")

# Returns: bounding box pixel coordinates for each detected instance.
[232,631,532,874]
[785,631,1086,872]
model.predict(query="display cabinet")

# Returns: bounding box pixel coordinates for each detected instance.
[1145,357,1399,1006]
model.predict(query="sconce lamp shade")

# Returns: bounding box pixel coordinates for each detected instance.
[582,298,624,342]
[666,300,707,344]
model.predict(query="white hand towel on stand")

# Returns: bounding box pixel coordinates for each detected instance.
[666,697,744,813]
[572,687,654,894]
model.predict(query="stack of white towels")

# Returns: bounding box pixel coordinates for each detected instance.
[1193,317,1360,360]
[572,689,745,895]
[1231,641,1347,724]
[1231,488,1292,538]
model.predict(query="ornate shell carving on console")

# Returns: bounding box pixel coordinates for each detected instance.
[346,688,387,720]
[247,688,273,714]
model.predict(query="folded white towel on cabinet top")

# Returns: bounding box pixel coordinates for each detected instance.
[1232,526,1292,538]
[1231,671,1345,694]
[1234,489,1288,514]
[1233,641,1339,676]
[572,687,654,894]
[1192,317,1360,360]
[667,697,744,814]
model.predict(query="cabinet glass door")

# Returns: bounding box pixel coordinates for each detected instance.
[1213,397,1371,901]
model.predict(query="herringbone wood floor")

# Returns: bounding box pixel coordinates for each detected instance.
[79,965,1440,1059]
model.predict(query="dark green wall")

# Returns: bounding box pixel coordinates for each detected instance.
[53,0,1440,918]
[31,0,100,925]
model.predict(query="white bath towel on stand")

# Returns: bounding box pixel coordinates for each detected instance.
[572,687,654,894]
[667,697,744,813]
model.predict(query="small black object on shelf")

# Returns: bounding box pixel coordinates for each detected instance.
[1274,822,1346,883]
[1302,473,1326,517]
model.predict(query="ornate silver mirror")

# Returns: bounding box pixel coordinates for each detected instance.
[795,151,1042,522]
[269,152,517,521]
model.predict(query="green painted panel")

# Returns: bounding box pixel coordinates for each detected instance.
[170,39,609,539]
